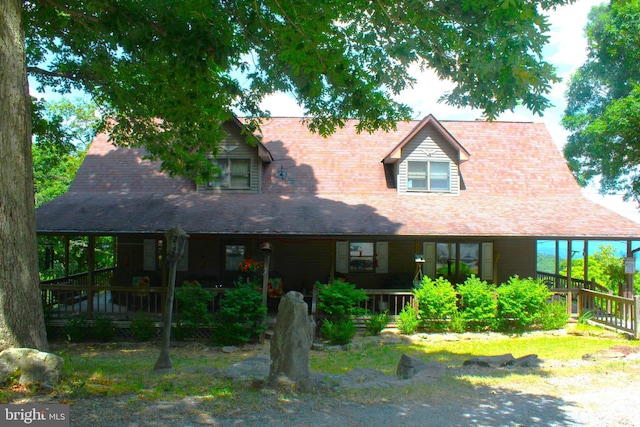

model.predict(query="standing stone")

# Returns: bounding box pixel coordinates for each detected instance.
[268,291,315,391]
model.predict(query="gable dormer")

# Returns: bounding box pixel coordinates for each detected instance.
[382,115,470,195]
[197,118,273,193]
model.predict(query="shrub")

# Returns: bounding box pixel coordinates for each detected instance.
[320,319,356,345]
[457,275,497,331]
[364,311,389,336]
[93,315,116,342]
[174,281,214,339]
[413,276,457,331]
[210,278,267,346]
[130,312,157,341]
[64,315,89,343]
[495,276,550,331]
[397,303,420,335]
[539,300,570,330]
[449,312,467,333]
[317,280,368,320]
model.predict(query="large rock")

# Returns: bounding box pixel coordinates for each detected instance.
[396,354,446,380]
[0,348,64,387]
[463,353,542,368]
[463,354,516,368]
[268,291,315,391]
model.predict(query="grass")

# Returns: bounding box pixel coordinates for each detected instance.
[2,324,639,409]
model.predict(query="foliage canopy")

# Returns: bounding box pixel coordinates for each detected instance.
[562,1,640,202]
[25,0,567,181]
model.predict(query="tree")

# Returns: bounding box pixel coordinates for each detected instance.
[2,0,568,350]
[0,0,48,350]
[563,1,640,203]
[32,98,98,207]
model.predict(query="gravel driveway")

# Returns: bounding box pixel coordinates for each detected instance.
[65,345,640,427]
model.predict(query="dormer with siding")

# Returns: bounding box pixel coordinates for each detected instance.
[197,119,273,193]
[383,115,470,195]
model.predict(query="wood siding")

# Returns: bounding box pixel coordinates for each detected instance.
[494,238,537,284]
[397,125,460,195]
[197,122,262,193]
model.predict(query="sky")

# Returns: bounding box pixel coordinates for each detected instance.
[256,0,640,224]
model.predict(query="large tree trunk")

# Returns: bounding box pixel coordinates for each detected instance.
[0,0,49,351]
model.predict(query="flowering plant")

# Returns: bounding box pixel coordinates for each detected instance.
[238,258,262,273]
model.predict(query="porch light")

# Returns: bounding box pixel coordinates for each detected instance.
[167,226,189,263]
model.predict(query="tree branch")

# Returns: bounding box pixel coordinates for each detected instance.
[27,66,83,82]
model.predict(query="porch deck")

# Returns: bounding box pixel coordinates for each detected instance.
[40,270,639,337]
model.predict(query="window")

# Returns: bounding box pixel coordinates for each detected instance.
[349,242,375,272]
[336,241,388,274]
[209,158,251,189]
[225,244,245,271]
[407,161,450,191]
[435,242,479,278]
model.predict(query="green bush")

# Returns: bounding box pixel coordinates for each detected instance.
[495,276,550,331]
[317,280,368,320]
[93,315,116,342]
[64,315,89,342]
[397,303,420,335]
[364,311,389,336]
[174,281,214,339]
[414,276,457,331]
[210,278,267,346]
[539,300,570,330]
[457,275,497,331]
[449,312,467,333]
[320,319,356,345]
[130,312,157,341]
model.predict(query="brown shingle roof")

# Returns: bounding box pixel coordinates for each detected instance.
[36,117,640,238]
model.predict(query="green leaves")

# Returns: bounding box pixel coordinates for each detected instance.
[563,1,640,202]
[26,0,567,179]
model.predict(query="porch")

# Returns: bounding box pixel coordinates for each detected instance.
[40,270,640,338]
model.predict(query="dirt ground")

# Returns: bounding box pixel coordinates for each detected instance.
[14,331,640,426]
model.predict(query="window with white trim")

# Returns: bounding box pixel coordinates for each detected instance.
[208,158,251,189]
[407,160,450,192]
[336,241,388,274]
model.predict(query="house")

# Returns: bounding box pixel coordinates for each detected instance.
[35,115,640,316]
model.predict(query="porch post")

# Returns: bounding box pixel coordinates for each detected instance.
[567,239,572,289]
[634,295,639,339]
[625,240,634,299]
[64,235,70,279]
[583,240,589,287]
[88,235,96,314]
[555,240,560,287]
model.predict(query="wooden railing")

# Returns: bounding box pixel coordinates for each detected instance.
[579,289,639,337]
[358,289,414,315]
[41,272,638,337]
[537,271,613,294]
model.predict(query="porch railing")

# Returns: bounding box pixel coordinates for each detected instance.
[579,289,640,336]
[41,272,638,337]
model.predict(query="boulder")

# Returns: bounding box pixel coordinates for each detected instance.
[0,348,64,387]
[396,354,446,380]
[505,354,542,368]
[463,354,516,368]
[268,291,315,391]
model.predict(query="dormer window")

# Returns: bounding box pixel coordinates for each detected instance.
[208,158,251,189]
[407,160,450,192]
